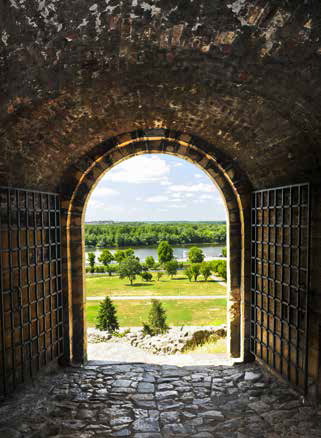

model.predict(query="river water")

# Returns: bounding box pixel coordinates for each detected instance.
[85,244,225,264]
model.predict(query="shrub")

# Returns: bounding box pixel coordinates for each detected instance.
[190,263,201,281]
[184,266,193,282]
[88,252,96,273]
[221,247,227,257]
[95,265,106,273]
[164,259,179,278]
[210,260,227,280]
[144,299,169,335]
[156,271,163,281]
[142,322,153,336]
[96,296,119,332]
[187,247,204,263]
[145,256,156,269]
[200,263,212,281]
[140,271,153,282]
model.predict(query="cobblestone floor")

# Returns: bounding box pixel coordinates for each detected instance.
[0,361,320,438]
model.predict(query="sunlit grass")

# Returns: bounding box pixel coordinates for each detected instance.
[86,274,226,297]
[86,298,227,328]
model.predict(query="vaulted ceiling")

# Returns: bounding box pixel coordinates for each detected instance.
[1,0,321,191]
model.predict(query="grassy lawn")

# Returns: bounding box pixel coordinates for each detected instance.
[86,298,227,327]
[86,274,226,297]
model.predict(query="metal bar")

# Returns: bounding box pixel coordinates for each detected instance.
[304,184,311,393]
[0,189,7,396]
[250,183,310,392]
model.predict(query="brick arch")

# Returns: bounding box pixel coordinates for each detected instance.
[61,129,251,364]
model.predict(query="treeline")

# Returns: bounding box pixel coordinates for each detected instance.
[85,222,226,248]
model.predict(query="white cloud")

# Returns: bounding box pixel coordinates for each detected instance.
[160,180,171,186]
[168,183,215,193]
[200,194,213,200]
[173,162,183,167]
[106,155,170,184]
[91,187,119,198]
[195,173,203,179]
[145,195,169,203]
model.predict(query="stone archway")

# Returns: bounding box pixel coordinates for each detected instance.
[60,129,251,364]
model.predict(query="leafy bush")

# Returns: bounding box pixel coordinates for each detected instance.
[96,296,119,332]
[156,271,163,281]
[210,260,227,280]
[200,263,212,281]
[143,299,169,336]
[221,247,227,257]
[184,266,193,282]
[164,259,179,278]
[190,263,201,281]
[142,322,153,336]
[187,247,205,263]
[88,252,96,273]
[145,255,156,269]
[140,271,153,282]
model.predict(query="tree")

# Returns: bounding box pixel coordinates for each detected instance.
[165,259,179,278]
[145,299,169,335]
[221,247,227,257]
[157,241,173,264]
[98,249,114,275]
[188,247,204,263]
[184,266,193,282]
[191,263,201,281]
[200,263,212,281]
[156,271,163,281]
[145,255,156,269]
[118,256,142,285]
[96,296,119,332]
[140,271,153,282]
[88,252,96,273]
[114,248,135,263]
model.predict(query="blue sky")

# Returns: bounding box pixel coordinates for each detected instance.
[85,154,226,222]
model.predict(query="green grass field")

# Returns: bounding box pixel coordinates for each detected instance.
[86,274,226,297]
[86,298,227,327]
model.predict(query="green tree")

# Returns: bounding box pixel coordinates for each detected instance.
[145,255,156,269]
[146,299,169,335]
[88,252,96,273]
[184,266,193,282]
[96,296,119,332]
[118,256,142,285]
[188,247,204,263]
[191,263,201,281]
[165,259,179,278]
[211,260,227,280]
[157,241,173,264]
[140,271,153,282]
[156,271,163,281]
[98,249,114,275]
[200,263,212,281]
[114,248,135,263]
[221,247,227,257]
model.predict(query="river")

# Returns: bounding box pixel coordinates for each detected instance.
[85,244,225,264]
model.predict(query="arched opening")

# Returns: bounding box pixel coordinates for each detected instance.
[60,129,252,365]
[84,153,229,361]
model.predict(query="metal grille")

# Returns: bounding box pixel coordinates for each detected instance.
[250,183,310,391]
[0,187,63,398]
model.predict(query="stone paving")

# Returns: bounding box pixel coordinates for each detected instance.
[0,361,321,438]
